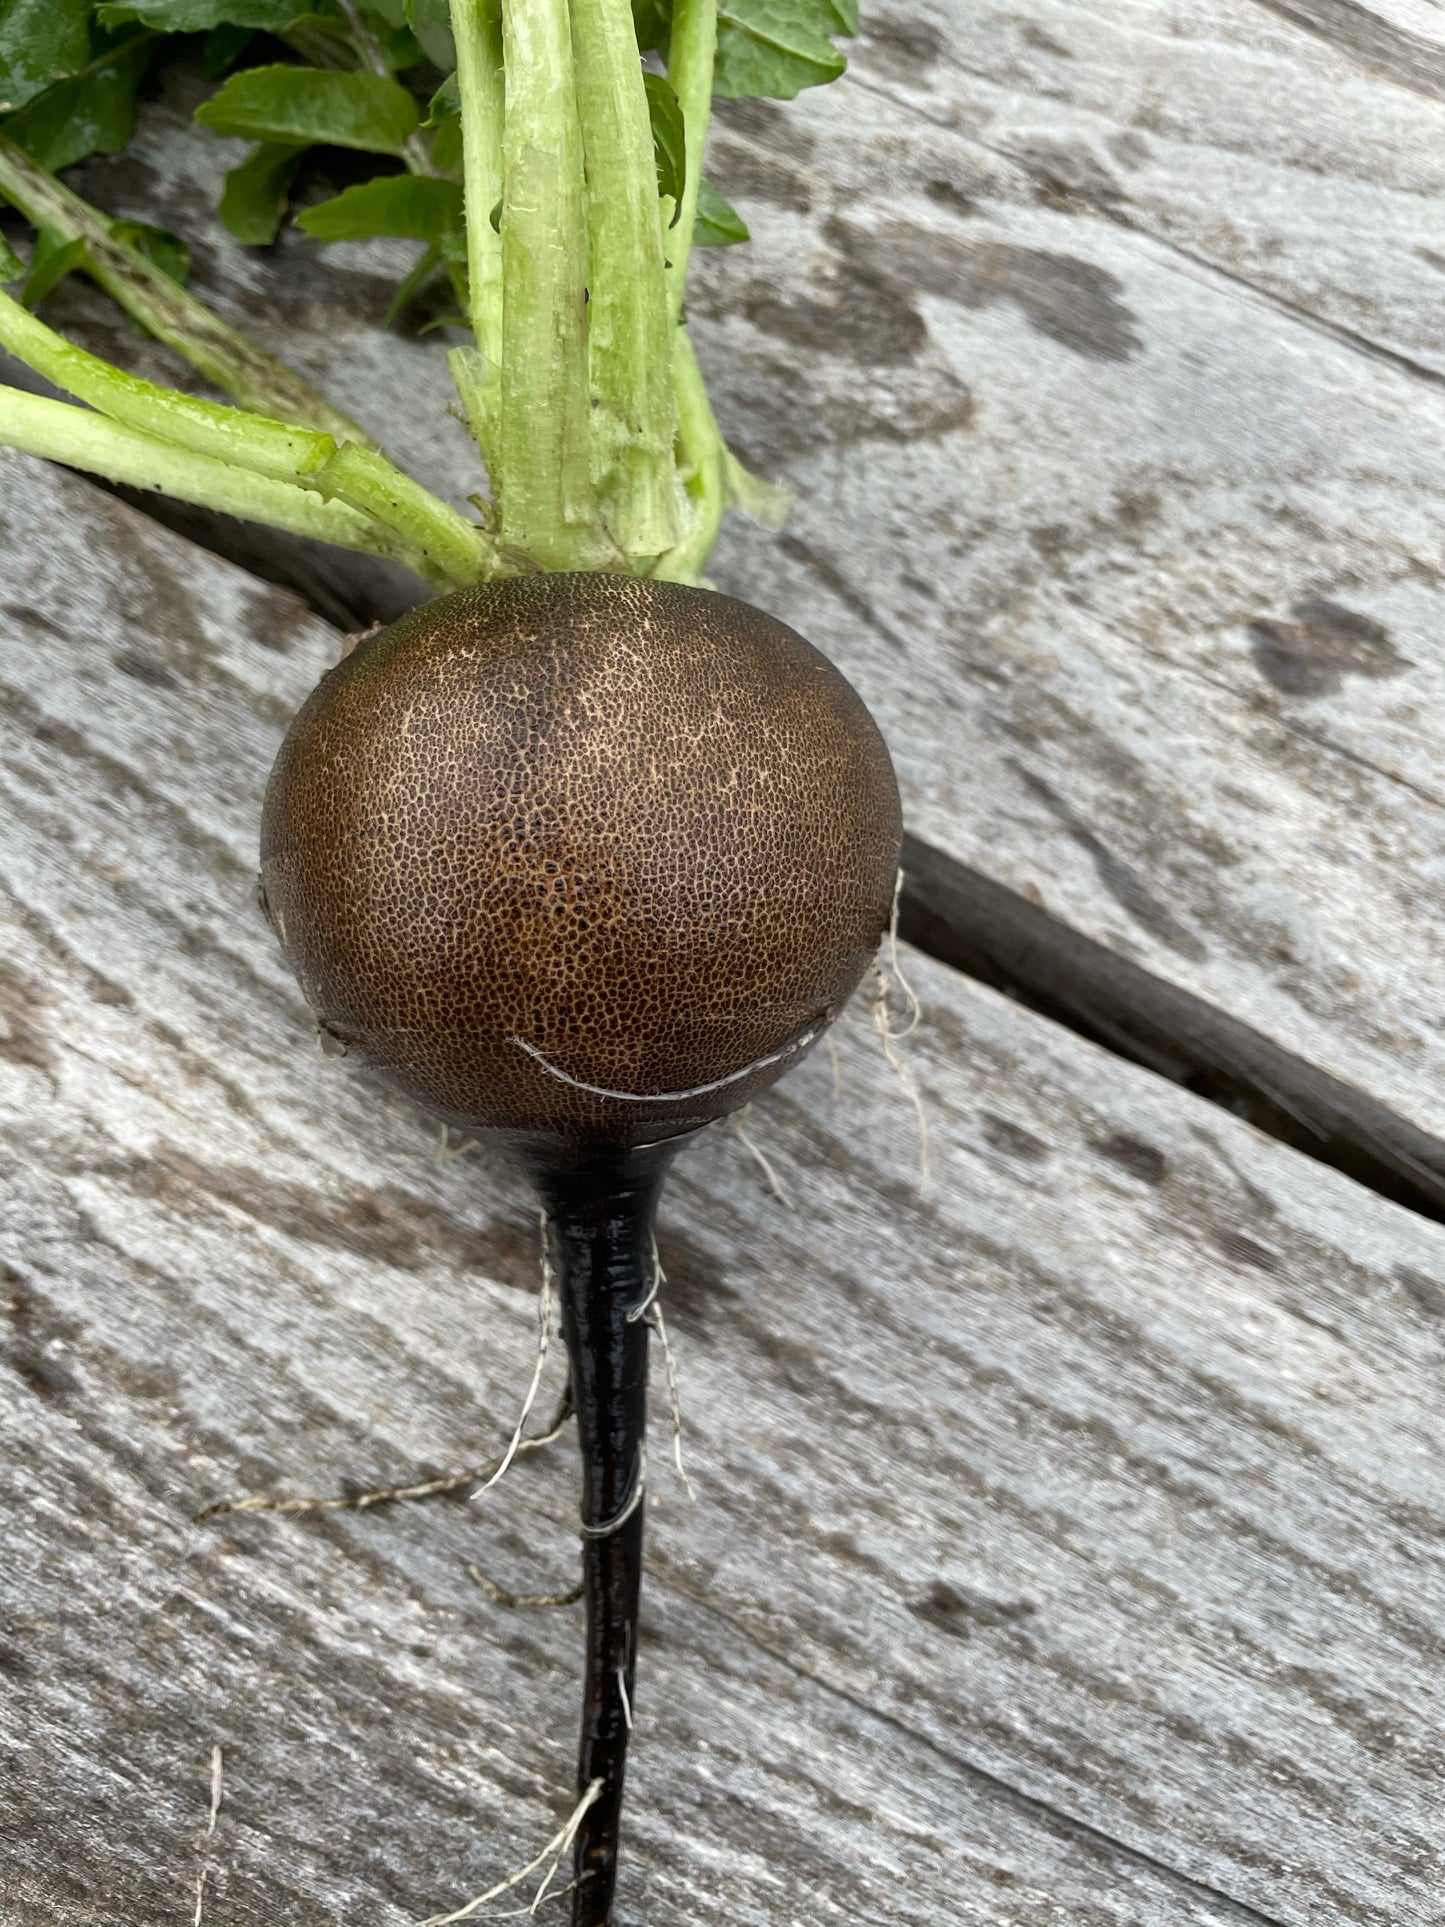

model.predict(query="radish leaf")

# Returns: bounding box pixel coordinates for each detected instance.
[298,173,467,258]
[693,177,747,245]
[424,74,462,175]
[2,30,153,171]
[383,241,443,324]
[644,72,685,208]
[714,0,855,99]
[20,229,86,307]
[111,217,191,282]
[196,65,420,153]
[404,0,455,69]
[219,140,305,244]
[98,0,322,27]
[200,21,255,75]
[632,0,670,56]
[0,0,91,115]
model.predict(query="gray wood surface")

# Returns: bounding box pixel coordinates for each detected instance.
[8,6,1445,1923]
[41,0,1445,1146]
[6,452,1445,1925]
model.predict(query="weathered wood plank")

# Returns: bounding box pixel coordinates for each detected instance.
[5,453,1445,1923]
[696,17,1445,1144]
[42,14,1445,1151]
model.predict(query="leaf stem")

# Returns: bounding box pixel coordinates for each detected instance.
[495,0,613,569]
[570,0,683,558]
[302,441,496,585]
[652,327,723,583]
[0,384,410,561]
[663,0,718,324]
[0,286,335,480]
[450,0,505,424]
[0,136,368,444]
[0,281,493,583]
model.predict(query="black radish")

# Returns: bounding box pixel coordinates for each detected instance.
[261,570,901,1919]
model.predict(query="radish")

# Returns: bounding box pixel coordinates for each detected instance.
[0,0,892,1914]
[263,572,899,1915]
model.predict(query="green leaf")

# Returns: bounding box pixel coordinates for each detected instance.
[383,240,440,326]
[297,173,465,258]
[200,21,254,76]
[644,71,685,210]
[220,140,306,245]
[423,72,460,175]
[714,0,854,99]
[358,5,425,71]
[2,30,153,172]
[403,0,454,69]
[632,0,670,56]
[97,0,315,25]
[0,231,22,281]
[425,72,459,124]
[0,0,90,116]
[196,65,420,154]
[429,112,461,176]
[21,228,86,307]
[693,177,748,245]
[111,218,190,284]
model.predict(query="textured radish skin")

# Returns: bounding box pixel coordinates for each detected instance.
[261,572,902,1143]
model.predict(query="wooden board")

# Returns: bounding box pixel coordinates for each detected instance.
[6,452,1445,1924]
[38,10,1445,1154]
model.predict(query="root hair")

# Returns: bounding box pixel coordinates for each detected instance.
[470,1209,557,1500]
[729,1104,793,1208]
[418,1779,604,1925]
[645,1239,695,1501]
[869,866,930,1184]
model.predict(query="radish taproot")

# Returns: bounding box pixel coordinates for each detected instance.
[0,0,892,1914]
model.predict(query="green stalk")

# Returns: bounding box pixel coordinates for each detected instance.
[494,0,613,568]
[0,283,493,582]
[302,442,495,586]
[0,384,410,560]
[570,0,684,559]
[0,288,335,480]
[450,0,505,427]
[663,0,718,324]
[0,137,368,445]
[652,328,723,583]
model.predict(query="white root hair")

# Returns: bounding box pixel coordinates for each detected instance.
[578,1445,647,1538]
[643,1237,695,1500]
[729,1105,793,1209]
[471,1207,556,1500]
[418,1779,604,1925]
[870,867,930,1184]
[194,1403,572,1519]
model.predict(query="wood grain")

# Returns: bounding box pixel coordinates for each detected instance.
[5,452,1445,1923]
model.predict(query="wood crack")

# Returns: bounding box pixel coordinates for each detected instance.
[898,832,1445,1224]
[1106,214,1445,396]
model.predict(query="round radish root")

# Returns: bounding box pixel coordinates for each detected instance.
[261,572,901,1144]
